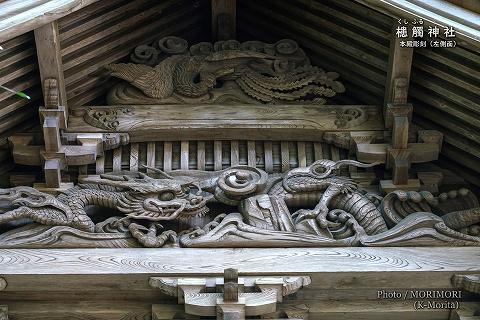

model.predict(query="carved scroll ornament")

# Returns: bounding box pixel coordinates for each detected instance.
[106,37,345,105]
[0,161,479,248]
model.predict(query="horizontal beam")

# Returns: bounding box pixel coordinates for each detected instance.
[68,105,385,142]
[0,247,478,276]
[0,0,101,43]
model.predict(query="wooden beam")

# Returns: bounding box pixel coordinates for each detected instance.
[0,248,478,276]
[0,0,101,43]
[69,105,385,142]
[211,0,236,41]
[34,21,68,112]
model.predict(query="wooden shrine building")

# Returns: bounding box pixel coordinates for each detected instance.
[0,0,479,319]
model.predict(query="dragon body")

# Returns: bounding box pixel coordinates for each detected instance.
[0,160,479,248]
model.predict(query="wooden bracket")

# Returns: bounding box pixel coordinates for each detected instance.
[150,270,311,320]
[385,103,413,130]
[452,274,480,294]
[387,148,412,185]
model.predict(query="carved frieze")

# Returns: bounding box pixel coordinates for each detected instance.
[0,161,478,249]
[105,37,345,105]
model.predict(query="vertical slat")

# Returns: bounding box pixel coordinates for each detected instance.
[113,147,122,172]
[129,143,139,171]
[96,156,105,174]
[214,140,223,171]
[197,141,205,170]
[314,142,324,161]
[78,165,88,176]
[230,140,239,166]
[180,141,189,170]
[264,141,273,173]
[163,142,172,172]
[281,141,290,172]
[247,141,256,167]
[331,146,341,161]
[147,142,156,172]
[297,142,307,167]
[211,0,236,41]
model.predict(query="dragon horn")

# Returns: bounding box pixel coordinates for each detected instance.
[332,160,380,169]
[140,165,174,179]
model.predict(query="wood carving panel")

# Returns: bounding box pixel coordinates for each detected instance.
[70,104,384,142]
[0,161,478,249]
[105,37,346,105]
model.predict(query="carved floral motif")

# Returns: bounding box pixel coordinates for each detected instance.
[83,107,134,131]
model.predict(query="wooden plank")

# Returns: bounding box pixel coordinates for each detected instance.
[281,141,290,172]
[180,141,189,170]
[0,0,101,43]
[34,21,67,109]
[214,140,223,171]
[314,142,324,160]
[264,141,273,173]
[129,143,139,171]
[196,141,205,171]
[60,2,167,56]
[95,155,104,174]
[147,142,156,172]
[230,141,239,166]
[247,141,256,167]
[163,142,172,172]
[112,146,122,172]
[59,0,147,41]
[297,142,307,167]
[0,248,478,276]
[211,0,236,41]
[68,105,385,142]
[331,146,341,161]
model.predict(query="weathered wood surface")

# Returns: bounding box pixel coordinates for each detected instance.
[0,0,101,43]
[68,105,384,141]
[211,0,236,41]
[0,248,478,276]
[34,21,68,108]
[0,248,478,319]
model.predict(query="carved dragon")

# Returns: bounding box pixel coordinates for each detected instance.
[0,161,479,248]
[0,170,208,247]
[105,37,345,106]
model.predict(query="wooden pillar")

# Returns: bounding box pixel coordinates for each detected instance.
[34,21,68,114]
[380,25,417,192]
[384,25,413,113]
[217,268,244,320]
[212,0,236,41]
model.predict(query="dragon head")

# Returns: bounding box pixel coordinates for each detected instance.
[81,168,208,221]
[282,159,380,193]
